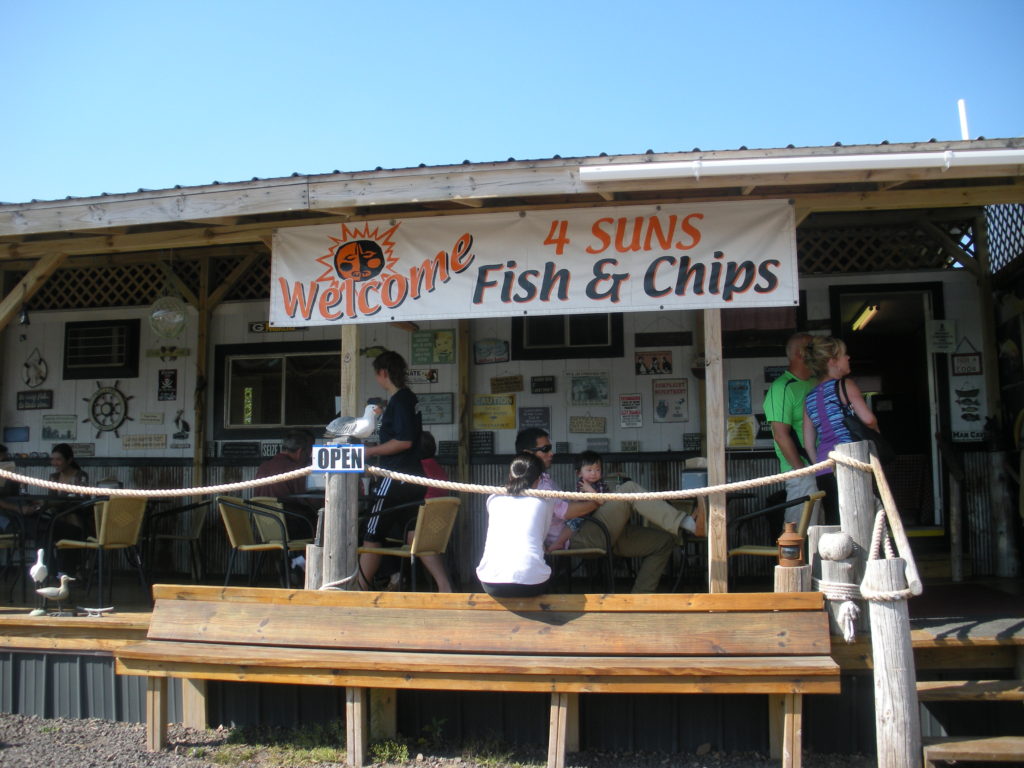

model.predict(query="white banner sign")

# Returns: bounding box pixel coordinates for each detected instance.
[270,200,797,327]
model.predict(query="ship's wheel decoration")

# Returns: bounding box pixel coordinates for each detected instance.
[82,380,134,438]
[22,348,48,388]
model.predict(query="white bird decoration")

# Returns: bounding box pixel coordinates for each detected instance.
[30,548,48,586]
[325,399,383,439]
[28,548,49,615]
[37,574,75,616]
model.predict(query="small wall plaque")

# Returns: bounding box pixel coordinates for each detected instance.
[470,431,495,455]
[490,375,524,394]
[569,416,607,434]
[531,375,556,394]
[420,392,454,425]
[16,390,53,410]
[518,406,550,430]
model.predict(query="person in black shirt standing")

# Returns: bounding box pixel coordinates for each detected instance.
[357,351,428,589]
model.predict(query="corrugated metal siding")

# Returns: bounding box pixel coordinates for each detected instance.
[208,677,877,755]
[962,452,996,575]
[0,651,181,723]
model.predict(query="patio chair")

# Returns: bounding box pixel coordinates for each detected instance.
[356,497,460,591]
[546,515,615,593]
[146,499,210,582]
[727,490,826,563]
[218,496,309,588]
[0,513,27,601]
[54,497,148,606]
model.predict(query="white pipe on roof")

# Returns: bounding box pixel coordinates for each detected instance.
[578,148,1024,183]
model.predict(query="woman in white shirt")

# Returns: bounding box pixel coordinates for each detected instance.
[476,453,553,597]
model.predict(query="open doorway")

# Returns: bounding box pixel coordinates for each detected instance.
[829,283,946,528]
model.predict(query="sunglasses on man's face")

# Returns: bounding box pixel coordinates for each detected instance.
[533,445,553,454]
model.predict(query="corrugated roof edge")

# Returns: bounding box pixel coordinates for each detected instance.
[2,137,1021,210]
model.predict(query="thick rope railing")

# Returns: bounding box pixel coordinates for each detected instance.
[0,446,919,604]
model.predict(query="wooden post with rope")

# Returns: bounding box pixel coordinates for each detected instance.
[833,442,876,634]
[863,557,921,768]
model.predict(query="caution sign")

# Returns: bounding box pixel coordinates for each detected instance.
[311,444,365,473]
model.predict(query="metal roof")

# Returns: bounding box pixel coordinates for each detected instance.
[1,138,1021,260]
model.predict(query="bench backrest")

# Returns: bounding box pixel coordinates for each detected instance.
[147,585,830,657]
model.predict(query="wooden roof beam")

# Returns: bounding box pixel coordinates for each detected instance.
[0,251,67,331]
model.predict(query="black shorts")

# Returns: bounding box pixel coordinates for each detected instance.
[362,475,427,544]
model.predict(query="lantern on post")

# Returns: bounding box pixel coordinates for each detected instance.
[776,522,804,566]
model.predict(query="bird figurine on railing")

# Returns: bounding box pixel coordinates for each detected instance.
[325,398,384,440]
[28,548,48,616]
[37,573,75,617]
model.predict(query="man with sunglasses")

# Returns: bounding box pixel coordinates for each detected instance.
[514,428,675,593]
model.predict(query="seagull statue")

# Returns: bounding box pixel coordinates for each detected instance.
[325,398,383,440]
[37,573,75,616]
[28,549,48,616]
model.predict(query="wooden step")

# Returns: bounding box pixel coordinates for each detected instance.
[917,679,1024,701]
[923,735,1024,767]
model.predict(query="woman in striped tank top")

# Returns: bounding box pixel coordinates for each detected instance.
[802,336,879,524]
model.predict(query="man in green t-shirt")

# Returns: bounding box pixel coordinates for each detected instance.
[763,332,818,523]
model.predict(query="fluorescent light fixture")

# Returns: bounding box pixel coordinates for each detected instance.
[578,148,1024,183]
[851,305,879,332]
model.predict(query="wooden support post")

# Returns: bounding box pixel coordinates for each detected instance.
[192,258,210,492]
[949,471,963,582]
[772,564,809,762]
[781,692,802,768]
[345,687,368,768]
[865,558,921,768]
[547,691,569,768]
[180,678,208,730]
[323,324,360,589]
[768,693,784,760]
[774,564,811,593]
[808,524,840,582]
[834,442,876,633]
[988,451,1020,578]
[145,677,168,752]
[565,692,579,753]
[703,308,727,593]
[305,543,323,590]
[369,689,397,741]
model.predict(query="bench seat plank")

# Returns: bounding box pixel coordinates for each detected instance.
[923,735,1024,767]
[116,641,840,694]
[152,584,825,612]
[146,600,831,656]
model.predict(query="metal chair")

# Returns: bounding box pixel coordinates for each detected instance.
[54,497,148,606]
[356,497,460,591]
[546,516,616,593]
[727,491,826,561]
[146,499,210,582]
[218,496,311,587]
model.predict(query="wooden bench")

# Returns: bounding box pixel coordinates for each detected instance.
[115,585,840,768]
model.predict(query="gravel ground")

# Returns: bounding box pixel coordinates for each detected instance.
[0,714,876,768]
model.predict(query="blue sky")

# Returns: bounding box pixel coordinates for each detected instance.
[2,0,1022,204]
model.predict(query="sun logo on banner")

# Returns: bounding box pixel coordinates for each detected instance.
[315,222,401,288]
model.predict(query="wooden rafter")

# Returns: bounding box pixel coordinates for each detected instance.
[0,251,67,331]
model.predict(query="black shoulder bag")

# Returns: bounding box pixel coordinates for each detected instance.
[837,378,895,463]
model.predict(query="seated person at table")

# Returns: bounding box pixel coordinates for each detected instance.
[476,453,553,598]
[47,443,91,573]
[419,431,449,499]
[49,443,89,492]
[548,450,608,551]
[254,429,318,539]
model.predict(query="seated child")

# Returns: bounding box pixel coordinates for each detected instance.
[548,450,607,551]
